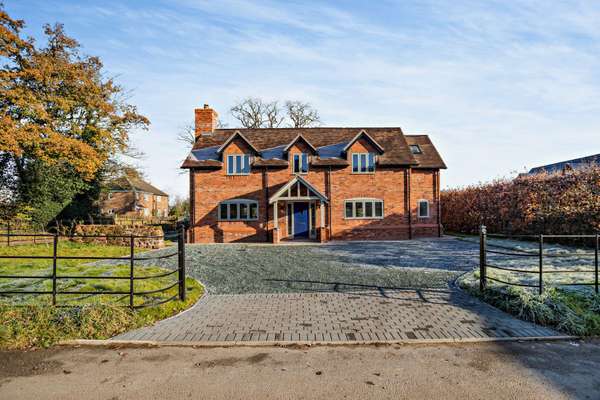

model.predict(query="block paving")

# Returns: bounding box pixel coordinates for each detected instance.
[115,288,560,342]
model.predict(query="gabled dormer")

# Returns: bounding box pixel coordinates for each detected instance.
[343,130,385,174]
[283,134,318,175]
[217,131,259,175]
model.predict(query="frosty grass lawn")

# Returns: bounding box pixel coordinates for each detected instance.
[0,242,203,349]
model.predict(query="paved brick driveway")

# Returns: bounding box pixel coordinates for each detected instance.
[114,238,564,343]
[116,288,559,342]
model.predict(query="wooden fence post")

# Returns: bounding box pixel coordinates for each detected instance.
[479,225,487,292]
[52,234,58,305]
[6,221,10,247]
[539,234,544,295]
[178,226,186,301]
[129,235,135,308]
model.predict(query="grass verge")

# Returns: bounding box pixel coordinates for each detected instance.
[459,272,600,336]
[0,242,203,349]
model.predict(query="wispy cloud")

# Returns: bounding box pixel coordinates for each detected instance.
[9,0,600,196]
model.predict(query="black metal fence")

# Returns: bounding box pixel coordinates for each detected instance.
[0,227,186,308]
[479,225,599,295]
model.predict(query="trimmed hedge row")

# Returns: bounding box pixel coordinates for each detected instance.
[441,167,600,235]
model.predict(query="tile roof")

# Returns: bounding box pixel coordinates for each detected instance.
[182,127,446,170]
[528,154,600,175]
[107,176,169,197]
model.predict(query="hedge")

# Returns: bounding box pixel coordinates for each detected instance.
[441,167,600,236]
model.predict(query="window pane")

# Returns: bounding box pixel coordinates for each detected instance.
[352,154,359,173]
[249,203,258,219]
[230,203,238,219]
[345,202,353,218]
[368,153,375,172]
[227,156,234,174]
[243,155,251,173]
[240,203,248,219]
[356,202,364,217]
[375,201,383,217]
[301,154,308,173]
[360,154,367,172]
[235,156,242,173]
[293,154,300,173]
[365,201,373,217]
[419,201,428,217]
[220,203,228,219]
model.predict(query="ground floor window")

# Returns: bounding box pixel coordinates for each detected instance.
[344,199,383,219]
[417,199,430,218]
[219,200,258,221]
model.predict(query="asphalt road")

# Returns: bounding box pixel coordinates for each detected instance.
[1,340,599,399]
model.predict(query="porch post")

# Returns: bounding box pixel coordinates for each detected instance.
[319,201,326,243]
[273,201,279,244]
[320,201,325,227]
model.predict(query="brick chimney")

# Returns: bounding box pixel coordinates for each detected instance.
[194,104,219,139]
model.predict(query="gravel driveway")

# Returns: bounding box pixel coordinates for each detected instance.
[132,237,479,294]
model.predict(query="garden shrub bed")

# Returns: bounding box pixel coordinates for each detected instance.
[73,224,164,248]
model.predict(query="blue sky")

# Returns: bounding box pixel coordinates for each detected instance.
[8,0,600,200]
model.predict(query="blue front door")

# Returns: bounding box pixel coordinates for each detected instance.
[293,202,309,238]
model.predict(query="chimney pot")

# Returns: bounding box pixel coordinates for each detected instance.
[194,104,218,140]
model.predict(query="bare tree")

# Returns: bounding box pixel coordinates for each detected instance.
[263,101,284,128]
[285,100,321,128]
[177,124,196,146]
[230,98,265,128]
[177,119,228,146]
[230,97,284,128]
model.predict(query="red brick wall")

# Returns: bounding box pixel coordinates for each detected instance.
[189,137,441,243]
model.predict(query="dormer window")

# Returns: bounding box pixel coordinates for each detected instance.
[410,145,422,154]
[292,153,309,174]
[352,153,375,173]
[226,154,251,175]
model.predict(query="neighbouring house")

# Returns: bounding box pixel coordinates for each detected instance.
[527,154,600,175]
[181,104,446,243]
[99,176,169,218]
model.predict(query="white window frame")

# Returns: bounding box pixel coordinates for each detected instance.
[226,154,251,175]
[351,153,376,174]
[292,153,309,174]
[344,199,384,219]
[218,199,259,221]
[417,199,430,218]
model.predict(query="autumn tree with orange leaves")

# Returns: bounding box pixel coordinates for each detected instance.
[0,5,148,224]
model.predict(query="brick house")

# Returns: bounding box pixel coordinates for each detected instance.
[99,176,169,218]
[181,104,446,243]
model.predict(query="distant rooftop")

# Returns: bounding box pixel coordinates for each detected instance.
[528,154,600,175]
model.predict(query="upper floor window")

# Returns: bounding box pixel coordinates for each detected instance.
[293,153,309,174]
[219,199,259,221]
[352,153,375,173]
[345,199,383,219]
[417,199,429,218]
[410,144,422,154]
[227,154,251,175]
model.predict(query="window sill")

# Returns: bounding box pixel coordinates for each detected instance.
[218,219,259,222]
[350,172,376,175]
[226,173,251,176]
[344,217,384,220]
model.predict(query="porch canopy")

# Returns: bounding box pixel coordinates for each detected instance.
[268,175,328,204]
[269,176,328,236]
